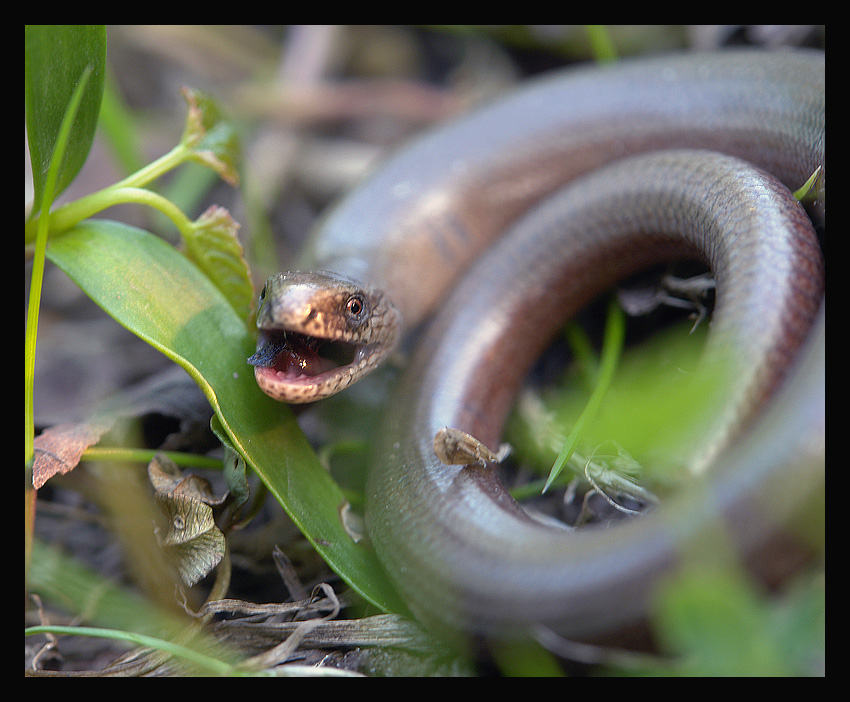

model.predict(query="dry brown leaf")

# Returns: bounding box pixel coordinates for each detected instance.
[148,454,227,586]
[32,420,112,489]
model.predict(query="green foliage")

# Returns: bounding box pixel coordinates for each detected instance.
[44,220,404,613]
[26,26,405,631]
[508,317,721,491]
[543,297,625,492]
[27,539,241,674]
[180,87,240,186]
[649,567,824,676]
[183,206,254,321]
[25,26,106,217]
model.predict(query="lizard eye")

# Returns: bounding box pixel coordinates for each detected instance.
[346,295,366,320]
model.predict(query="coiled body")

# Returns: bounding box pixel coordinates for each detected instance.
[260,50,825,638]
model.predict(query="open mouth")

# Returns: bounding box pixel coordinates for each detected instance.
[248,329,362,383]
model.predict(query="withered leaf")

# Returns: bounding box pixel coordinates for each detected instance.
[148,454,226,586]
[32,420,111,489]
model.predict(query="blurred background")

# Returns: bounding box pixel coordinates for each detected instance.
[27,26,825,675]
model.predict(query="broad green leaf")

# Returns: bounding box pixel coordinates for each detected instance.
[25,25,107,216]
[46,220,406,615]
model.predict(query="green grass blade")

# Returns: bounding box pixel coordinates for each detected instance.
[543,297,625,492]
[26,65,94,469]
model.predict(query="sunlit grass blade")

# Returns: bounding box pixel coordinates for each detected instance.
[542,297,625,492]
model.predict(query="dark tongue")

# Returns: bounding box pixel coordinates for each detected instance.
[248,334,337,377]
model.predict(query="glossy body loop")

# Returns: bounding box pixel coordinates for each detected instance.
[260,50,825,637]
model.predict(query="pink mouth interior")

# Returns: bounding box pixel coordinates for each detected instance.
[248,331,356,379]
